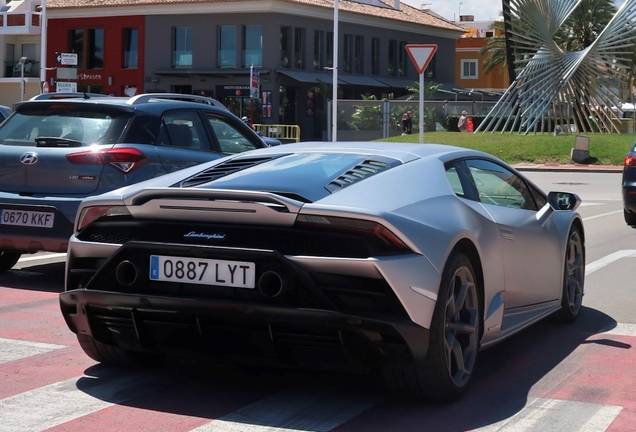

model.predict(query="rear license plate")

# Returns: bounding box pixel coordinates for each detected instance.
[0,209,55,228]
[149,255,256,288]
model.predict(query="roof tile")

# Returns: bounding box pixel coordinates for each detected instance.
[48,0,464,32]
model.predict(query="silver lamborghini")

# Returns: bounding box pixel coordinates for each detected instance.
[60,142,585,401]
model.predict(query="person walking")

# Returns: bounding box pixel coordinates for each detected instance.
[458,111,468,132]
[401,112,409,135]
[406,111,413,134]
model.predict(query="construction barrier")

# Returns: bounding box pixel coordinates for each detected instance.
[253,124,301,143]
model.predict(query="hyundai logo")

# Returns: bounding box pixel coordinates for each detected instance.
[20,152,39,166]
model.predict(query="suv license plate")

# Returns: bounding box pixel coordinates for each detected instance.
[0,209,55,228]
[149,255,256,288]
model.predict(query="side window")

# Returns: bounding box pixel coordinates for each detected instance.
[207,116,258,154]
[445,165,465,197]
[157,110,210,151]
[466,159,538,210]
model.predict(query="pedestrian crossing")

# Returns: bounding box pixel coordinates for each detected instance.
[2,288,636,432]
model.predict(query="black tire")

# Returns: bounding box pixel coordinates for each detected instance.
[76,333,164,367]
[624,209,636,226]
[0,251,21,272]
[554,225,585,322]
[383,251,482,401]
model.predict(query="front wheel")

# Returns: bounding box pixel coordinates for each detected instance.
[383,251,482,401]
[554,225,585,322]
[0,251,21,272]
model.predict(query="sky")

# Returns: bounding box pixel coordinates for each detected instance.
[400,0,626,23]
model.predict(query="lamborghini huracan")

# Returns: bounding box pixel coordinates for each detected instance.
[60,142,585,401]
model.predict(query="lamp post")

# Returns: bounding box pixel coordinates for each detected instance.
[18,56,27,101]
[458,2,464,20]
[332,0,339,142]
[40,0,47,94]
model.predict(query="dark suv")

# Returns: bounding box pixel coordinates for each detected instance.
[0,93,268,271]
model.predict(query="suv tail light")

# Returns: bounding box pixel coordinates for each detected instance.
[625,156,636,167]
[66,148,149,173]
[295,214,410,252]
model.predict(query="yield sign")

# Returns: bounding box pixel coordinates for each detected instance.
[405,44,438,74]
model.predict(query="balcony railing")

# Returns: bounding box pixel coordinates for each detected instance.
[0,11,41,34]
[3,61,40,78]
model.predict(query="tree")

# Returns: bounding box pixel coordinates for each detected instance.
[554,0,617,51]
[479,21,508,75]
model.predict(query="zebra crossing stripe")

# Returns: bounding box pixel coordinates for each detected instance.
[0,370,166,432]
[0,337,66,365]
[473,398,622,431]
[190,386,380,432]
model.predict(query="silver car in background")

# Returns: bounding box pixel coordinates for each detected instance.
[60,142,585,401]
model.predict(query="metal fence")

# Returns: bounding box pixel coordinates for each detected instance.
[326,99,497,141]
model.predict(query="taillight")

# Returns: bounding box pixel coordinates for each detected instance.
[625,156,636,167]
[66,148,149,173]
[77,205,131,231]
[295,214,409,252]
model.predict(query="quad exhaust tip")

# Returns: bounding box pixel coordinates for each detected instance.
[115,260,139,286]
[258,270,287,298]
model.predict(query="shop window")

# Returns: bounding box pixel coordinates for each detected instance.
[88,29,104,69]
[173,27,193,68]
[398,41,407,77]
[67,29,84,69]
[371,38,380,75]
[219,26,237,68]
[388,39,397,76]
[355,36,364,74]
[242,25,262,67]
[122,28,138,69]
[294,28,305,69]
[280,26,291,68]
[343,34,353,73]
[326,32,333,69]
[313,30,324,70]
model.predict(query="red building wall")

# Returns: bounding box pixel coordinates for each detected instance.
[46,16,145,96]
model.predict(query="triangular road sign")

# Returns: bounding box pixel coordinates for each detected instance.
[405,44,438,74]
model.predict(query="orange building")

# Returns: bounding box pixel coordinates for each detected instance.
[455,17,509,93]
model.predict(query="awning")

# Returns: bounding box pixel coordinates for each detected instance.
[339,75,388,87]
[277,70,347,85]
[154,69,270,77]
[376,77,415,89]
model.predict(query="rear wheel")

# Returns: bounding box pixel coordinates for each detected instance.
[77,333,164,367]
[624,209,636,226]
[0,251,21,272]
[383,251,482,401]
[554,225,585,322]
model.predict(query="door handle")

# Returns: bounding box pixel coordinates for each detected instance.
[500,228,515,240]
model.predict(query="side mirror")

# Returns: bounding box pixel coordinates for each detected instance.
[547,191,582,212]
[536,192,581,227]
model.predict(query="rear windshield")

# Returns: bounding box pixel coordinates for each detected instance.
[0,103,133,147]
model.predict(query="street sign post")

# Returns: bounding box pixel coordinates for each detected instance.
[55,52,78,66]
[405,44,438,144]
[249,66,260,125]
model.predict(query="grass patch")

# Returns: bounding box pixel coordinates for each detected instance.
[380,132,636,165]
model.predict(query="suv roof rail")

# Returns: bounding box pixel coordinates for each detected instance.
[29,93,110,101]
[127,93,225,108]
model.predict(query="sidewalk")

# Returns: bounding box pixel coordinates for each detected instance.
[513,163,623,173]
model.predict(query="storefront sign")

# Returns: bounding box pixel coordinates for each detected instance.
[56,81,77,93]
[78,73,102,81]
[216,85,250,98]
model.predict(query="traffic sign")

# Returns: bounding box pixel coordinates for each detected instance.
[55,53,78,66]
[405,44,438,74]
[56,81,77,93]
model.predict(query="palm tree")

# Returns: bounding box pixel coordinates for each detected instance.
[554,0,617,51]
[479,20,507,75]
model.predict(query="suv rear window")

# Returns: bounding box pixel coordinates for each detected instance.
[0,104,132,147]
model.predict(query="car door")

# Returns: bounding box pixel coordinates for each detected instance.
[204,112,262,155]
[154,109,218,173]
[464,159,562,309]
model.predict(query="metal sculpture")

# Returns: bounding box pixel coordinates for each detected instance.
[478,0,636,134]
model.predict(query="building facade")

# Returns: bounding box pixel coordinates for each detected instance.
[43,0,464,139]
[0,0,44,105]
[455,16,509,95]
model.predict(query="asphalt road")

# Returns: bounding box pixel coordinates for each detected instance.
[2,170,636,432]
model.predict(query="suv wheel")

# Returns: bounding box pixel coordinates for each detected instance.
[0,251,21,272]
